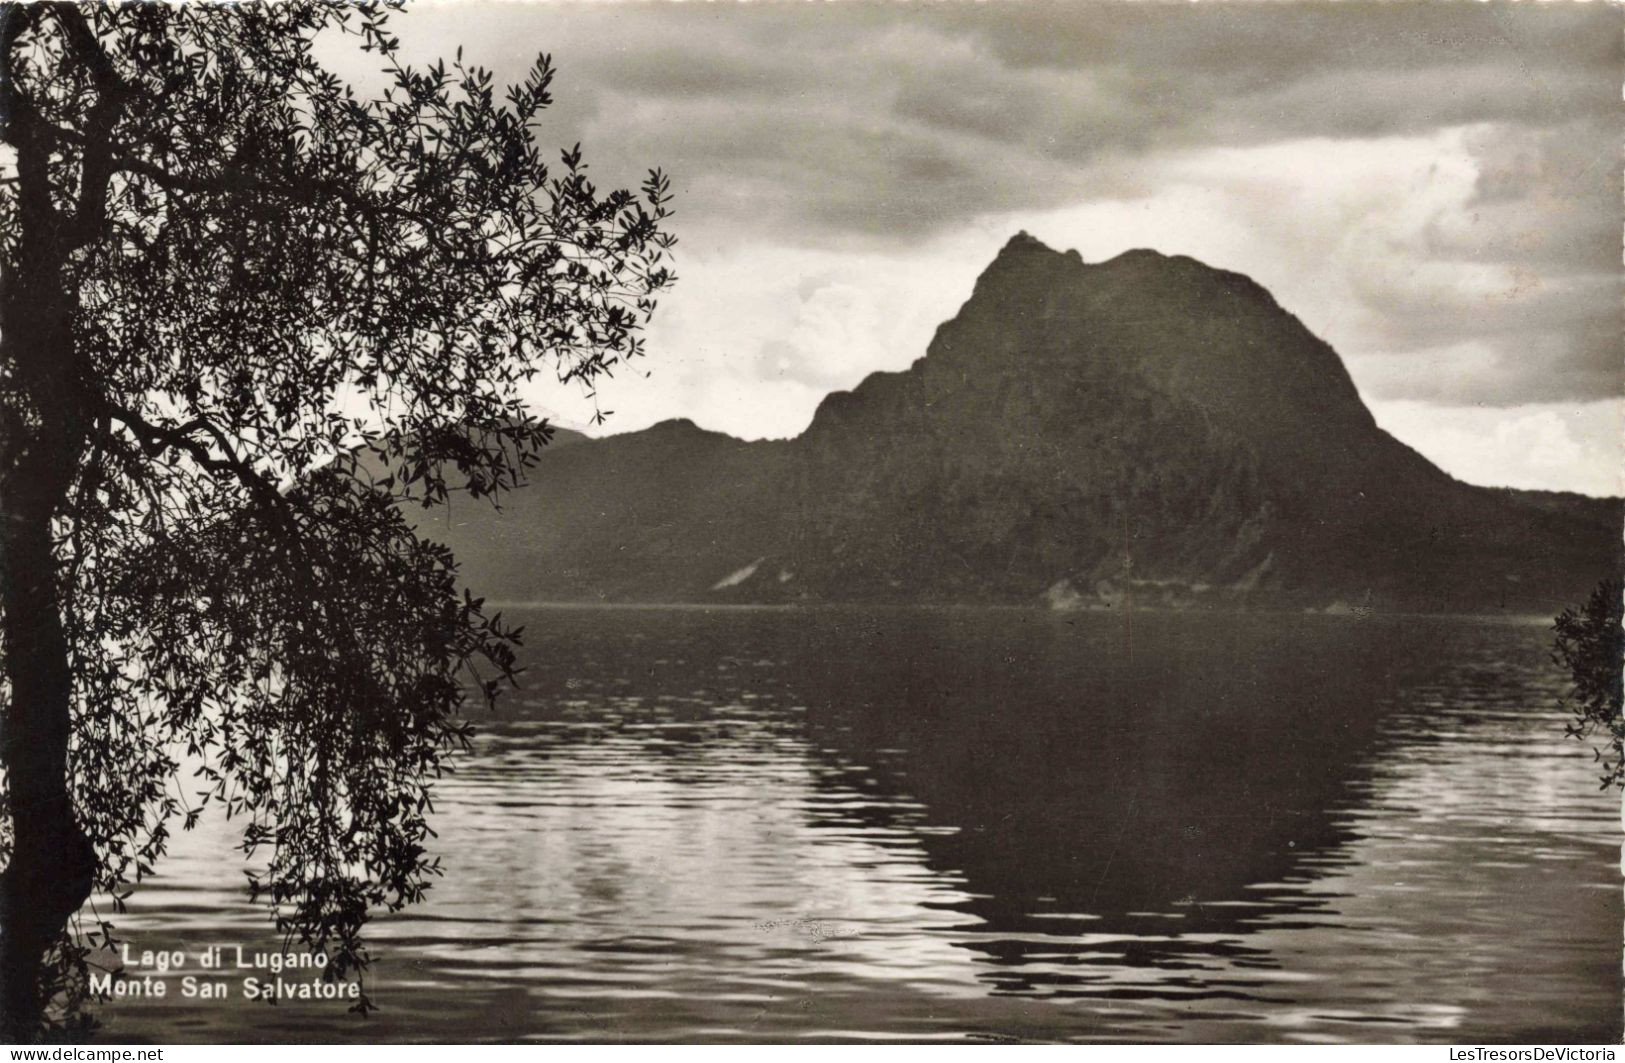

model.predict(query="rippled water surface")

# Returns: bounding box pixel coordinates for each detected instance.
[90,607,1620,1043]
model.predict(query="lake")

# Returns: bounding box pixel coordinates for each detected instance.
[87,606,1621,1043]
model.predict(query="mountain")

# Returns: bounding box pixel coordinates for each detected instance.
[420,233,1622,615]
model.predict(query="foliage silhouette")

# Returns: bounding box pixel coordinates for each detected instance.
[1553,578,1624,791]
[0,0,673,1039]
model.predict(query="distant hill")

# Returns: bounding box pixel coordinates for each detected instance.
[419,233,1622,615]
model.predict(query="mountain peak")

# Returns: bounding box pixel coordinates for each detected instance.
[1105,247,1171,265]
[994,234,1205,273]
[416,230,1623,616]
[647,417,708,435]
[974,232,1082,298]
[1000,230,1054,255]
[991,230,1084,266]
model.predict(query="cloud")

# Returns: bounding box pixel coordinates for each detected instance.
[525,237,983,439]
[1371,399,1623,497]
[989,126,1619,410]
[361,2,1620,491]
[381,3,1618,244]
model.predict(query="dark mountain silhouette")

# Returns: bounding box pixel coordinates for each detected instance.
[421,233,1621,614]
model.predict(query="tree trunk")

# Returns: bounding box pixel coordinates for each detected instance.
[0,496,94,1041]
[0,6,102,1039]
[0,393,93,1040]
[0,378,92,1039]
[0,216,95,1047]
[0,430,94,1044]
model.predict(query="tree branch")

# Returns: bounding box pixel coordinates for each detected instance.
[0,2,40,147]
[47,4,118,86]
[108,149,432,229]
[0,4,65,237]
[48,3,135,249]
[98,400,286,516]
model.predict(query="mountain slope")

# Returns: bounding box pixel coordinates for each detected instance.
[422,233,1621,614]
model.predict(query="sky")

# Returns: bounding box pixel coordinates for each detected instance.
[364,1,1619,496]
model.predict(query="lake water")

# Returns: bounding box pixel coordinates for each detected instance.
[87,607,1620,1043]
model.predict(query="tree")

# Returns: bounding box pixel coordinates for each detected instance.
[1552,578,1624,792]
[0,1,674,1039]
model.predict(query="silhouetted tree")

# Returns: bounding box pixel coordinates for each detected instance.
[0,0,673,1038]
[1552,578,1624,791]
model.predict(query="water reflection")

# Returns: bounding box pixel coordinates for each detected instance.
[90,607,1620,1043]
[816,616,1449,977]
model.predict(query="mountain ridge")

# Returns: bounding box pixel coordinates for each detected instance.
[418,233,1621,615]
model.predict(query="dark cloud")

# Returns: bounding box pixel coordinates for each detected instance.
[369,2,1620,409]
[385,3,1619,237]
[1453,119,1622,276]
[941,2,1617,97]
[1361,333,1622,408]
